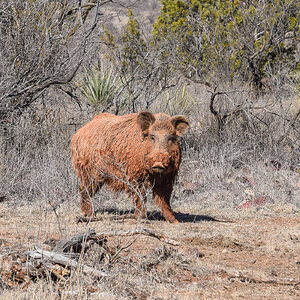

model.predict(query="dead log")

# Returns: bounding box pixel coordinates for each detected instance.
[27,246,108,278]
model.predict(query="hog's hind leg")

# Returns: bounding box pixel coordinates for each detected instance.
[79,173,104,217]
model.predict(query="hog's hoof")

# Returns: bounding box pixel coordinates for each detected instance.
[171,219,180,224]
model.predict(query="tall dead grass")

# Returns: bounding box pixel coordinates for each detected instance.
[0,87,299,298]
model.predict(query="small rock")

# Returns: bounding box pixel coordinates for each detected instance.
[238,200,252,209]
[253,196,269,206]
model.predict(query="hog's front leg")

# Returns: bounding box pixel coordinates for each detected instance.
[153,182,179,223]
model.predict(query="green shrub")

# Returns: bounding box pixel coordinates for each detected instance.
[153,0,300,89]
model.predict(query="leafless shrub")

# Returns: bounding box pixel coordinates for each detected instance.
[0,0,100,120]
[0,105,77,206]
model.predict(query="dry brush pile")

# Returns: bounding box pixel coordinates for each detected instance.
[0,225,198,299]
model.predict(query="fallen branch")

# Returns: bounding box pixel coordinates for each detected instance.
[96,228,180,246]
[75,216,180,246]
[27,246,109,278]
[76,213,137,224]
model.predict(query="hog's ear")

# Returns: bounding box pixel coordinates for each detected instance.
[171,115,190,136]
[137,111,156,132]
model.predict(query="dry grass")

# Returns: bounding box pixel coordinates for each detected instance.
[0,91,299,299]
[0,198,299,299]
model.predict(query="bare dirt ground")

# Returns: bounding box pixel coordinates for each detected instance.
[0,199,299,299]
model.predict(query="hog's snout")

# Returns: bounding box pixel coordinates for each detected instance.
[149,152,170,174]
[152,162,166,173]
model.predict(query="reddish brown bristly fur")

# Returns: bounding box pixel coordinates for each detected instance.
[71,111,189,223]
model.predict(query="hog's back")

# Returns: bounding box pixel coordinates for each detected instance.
[71,113,149,184]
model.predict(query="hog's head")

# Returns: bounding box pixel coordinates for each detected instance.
[137,111,189,174]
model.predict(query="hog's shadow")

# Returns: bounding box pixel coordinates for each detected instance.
[148,211,226,223]
[95,208,227,223]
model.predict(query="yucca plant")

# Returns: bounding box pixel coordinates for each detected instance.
[80,65,121,111]
[161,86,195,115]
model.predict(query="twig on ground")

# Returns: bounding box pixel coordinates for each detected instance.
[96,228,180,246]
[76,213,137,224]
[213,263,300,287]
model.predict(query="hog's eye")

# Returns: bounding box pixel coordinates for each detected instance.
[150,134,155,142]
[168,136,177,143]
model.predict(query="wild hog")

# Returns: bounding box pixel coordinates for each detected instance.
[71,111,189,223]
